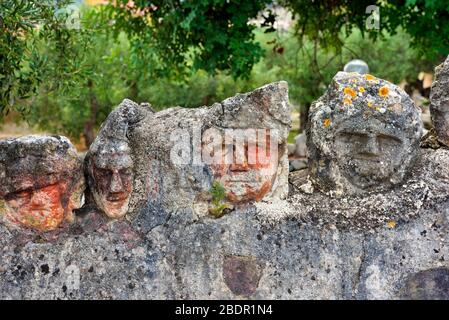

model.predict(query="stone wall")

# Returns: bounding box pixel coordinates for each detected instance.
[1,67,449,299]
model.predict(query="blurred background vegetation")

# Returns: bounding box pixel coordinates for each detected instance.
[1,0,448,149]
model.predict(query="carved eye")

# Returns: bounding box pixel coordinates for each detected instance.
[95,167,112,178]
[5,189,32,202]
[377,134,402,147]
[119,168,132,177]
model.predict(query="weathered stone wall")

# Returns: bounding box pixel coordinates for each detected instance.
[1,70,449,300]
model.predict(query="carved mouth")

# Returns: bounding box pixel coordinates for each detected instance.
[29,209,51,215]
[106,193,129,202]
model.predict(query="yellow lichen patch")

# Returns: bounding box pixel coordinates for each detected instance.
[387,220,397,229]
[379,86,390,97]
[343,98,352,106]
[323,118,331,128]
[365,74,376,81]
[344,87,357,98]
[359,86,365,93]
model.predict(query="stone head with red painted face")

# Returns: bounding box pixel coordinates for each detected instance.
[0,135,85,232]
[204,128,281,203]
[204,81,291,203]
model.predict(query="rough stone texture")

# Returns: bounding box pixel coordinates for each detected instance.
[2,79,449,300]
[307,72,423,196]
[85,99,153,219]
[127,81,291,218]
[430,55,449,147]
[400,267,449,300]
[0,146,449,299]
[0,135,85,232]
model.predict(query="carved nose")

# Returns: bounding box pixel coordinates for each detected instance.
[109,171,124,193]
[30,190,46,207]
[362,135,380,156]
[230,154,249,172]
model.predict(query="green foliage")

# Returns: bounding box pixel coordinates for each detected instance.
[209,180,231,218]
[281,0,449,61]
[26,6,131,145]
[105,0,273,79]
[210,180,226,206]
[2,0,448,142]
[0,0,71,116]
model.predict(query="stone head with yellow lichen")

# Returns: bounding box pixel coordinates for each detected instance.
[307,72,423,196]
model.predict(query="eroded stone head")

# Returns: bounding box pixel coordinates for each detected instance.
[0,135,85,231]
[430,55,449,147]
[87,99,152,219]
[307,72,423,195]
[129,82,291,216]
[205,82,291,203]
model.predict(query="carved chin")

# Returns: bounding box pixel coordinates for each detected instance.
[224,181,272,203]
[102,200,129,219]
[5,206,65,231]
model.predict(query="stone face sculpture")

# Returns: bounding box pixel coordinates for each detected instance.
[307,72,423,196]
[3,82,449,300]
[86,99,152,219]
[129,81,291,215]
[430,55,449,147]
[0,135,85,231]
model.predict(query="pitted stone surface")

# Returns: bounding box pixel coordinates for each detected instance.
[1,162,449,300]
[430,55,449,147]
[1,80,449,300]
[127,81,291,218]
[307,72,423,196]
[86,99,153,219]
[0,135,85,232]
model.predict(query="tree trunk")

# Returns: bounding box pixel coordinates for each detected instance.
[83,79,98,148]
[299,103,310,133]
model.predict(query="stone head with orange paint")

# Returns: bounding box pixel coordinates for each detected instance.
[128,82,291,215]
[0,135,85,232]
[203,81,291,203]
[307,72,423,195]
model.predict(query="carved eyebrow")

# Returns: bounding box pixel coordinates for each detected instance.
[5,188,32,200]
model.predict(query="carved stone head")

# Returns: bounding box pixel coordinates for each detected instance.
[204,128,282,203]
[205,81,291,203]
[0,135,85,231]
[89,139,134,219]
[87,99,151,219]
[307,72,423,195]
